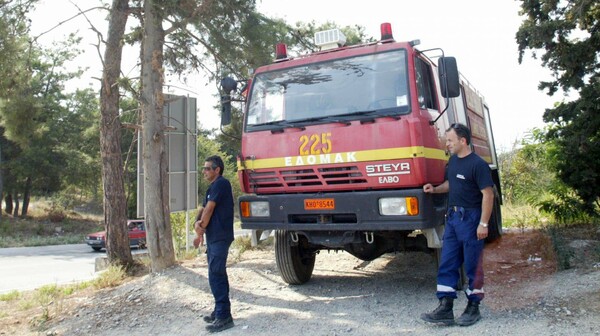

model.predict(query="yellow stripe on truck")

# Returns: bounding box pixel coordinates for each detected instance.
[237,146,448,171]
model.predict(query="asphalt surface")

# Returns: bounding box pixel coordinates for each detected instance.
[0,229,254,294]
[0,244,100,294]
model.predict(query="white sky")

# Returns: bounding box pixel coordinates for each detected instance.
[29,0,562,152]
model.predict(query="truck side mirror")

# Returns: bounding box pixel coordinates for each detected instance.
[220,77,238,126]
[438,57,460,98]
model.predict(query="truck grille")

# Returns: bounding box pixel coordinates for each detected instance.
[248,165,367,192]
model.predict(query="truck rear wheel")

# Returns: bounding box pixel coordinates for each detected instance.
[275,230,315,285]
[485,187,503,243]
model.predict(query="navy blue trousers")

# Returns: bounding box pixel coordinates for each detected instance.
[207,240,232,319]
[436,207,485,303]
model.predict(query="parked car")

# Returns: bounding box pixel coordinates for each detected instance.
[85,220,146,252]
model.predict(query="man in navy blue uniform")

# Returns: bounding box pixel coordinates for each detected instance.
[420,123,494,326]
[194,155,235,333]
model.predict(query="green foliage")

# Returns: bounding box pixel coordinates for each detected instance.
[118,96,142,218]
[0,28,94,215]
[543,92,600,216]
[498,128,554,204]
[516,0,600,216]
[501,203,547,231]
[533,183,595,224]
[498,126,595,222]
[0,0,38,97]
[170,210,195,254]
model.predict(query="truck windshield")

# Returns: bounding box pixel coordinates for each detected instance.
[246,49,409,130]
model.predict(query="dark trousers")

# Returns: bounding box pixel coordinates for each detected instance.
[436,207,485,303]
[207,240,232,319]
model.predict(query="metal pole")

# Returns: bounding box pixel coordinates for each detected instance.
[184,95,190,252]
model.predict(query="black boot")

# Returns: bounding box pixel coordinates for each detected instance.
[206,316,234,333]
[203,311,215,323]
[456,300,481,326]
[420,297,455,325]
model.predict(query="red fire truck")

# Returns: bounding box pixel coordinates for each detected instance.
[220,23,502,285]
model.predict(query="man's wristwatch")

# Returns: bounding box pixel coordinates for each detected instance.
[479,222,488,228]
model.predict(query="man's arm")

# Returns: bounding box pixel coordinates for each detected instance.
[195,201,216,230]
[193,202,215,248]
[477,186,494,240]
[423,180,449,194]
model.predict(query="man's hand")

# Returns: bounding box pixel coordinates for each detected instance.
[193,220,205,248]
[423,183,434,193]
[193,234,204,248]
[477,225,488,240]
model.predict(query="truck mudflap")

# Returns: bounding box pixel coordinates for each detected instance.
[240,189,447,231]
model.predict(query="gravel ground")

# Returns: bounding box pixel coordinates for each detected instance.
[41,231,600,336]
[2,231,598,336]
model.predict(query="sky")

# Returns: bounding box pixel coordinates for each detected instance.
[29,0,561,152]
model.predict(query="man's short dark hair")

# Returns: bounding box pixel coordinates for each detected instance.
[205,155,225,176]
[446,123,472,145]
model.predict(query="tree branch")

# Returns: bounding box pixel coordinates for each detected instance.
[32,5,107,43]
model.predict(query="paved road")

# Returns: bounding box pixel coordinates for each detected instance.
[0,244,101,294]
[0,230,254,294]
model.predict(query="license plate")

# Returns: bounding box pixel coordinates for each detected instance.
[304,198,335,210]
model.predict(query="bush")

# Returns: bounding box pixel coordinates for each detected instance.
[501,203,548,231]
[170,210,197,255]
[93,265,126,289]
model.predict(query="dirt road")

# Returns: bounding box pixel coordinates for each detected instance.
[4,231,599,335]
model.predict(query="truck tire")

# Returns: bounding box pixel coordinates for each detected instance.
[275,230,315,285]
[485,187,503,243]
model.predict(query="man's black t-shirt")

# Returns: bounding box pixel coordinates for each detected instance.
[203,175,234,243]
[446,152,494,208]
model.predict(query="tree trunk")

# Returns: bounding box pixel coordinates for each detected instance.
[12,193,19,217]
[140,0,176,272]
[21,177,31,217]
[99,0,133,266]
[0,143,2,218]
[4,193,13,215]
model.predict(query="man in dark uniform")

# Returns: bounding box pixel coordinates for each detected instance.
[194,155,235,333]
[421,123,494,326]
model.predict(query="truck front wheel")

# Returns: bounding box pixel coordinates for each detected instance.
[275,230,316,285]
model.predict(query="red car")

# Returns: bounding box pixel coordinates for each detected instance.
[85,220,146,251]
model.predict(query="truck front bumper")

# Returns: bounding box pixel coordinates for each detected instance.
[239,189,446,231]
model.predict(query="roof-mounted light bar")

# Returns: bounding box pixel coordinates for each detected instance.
[314,29,347,51]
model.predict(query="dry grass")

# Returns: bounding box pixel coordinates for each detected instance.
[0,199,103,248]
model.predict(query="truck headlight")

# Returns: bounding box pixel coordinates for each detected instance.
[240,201,270,217]
[379,197,418,216]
